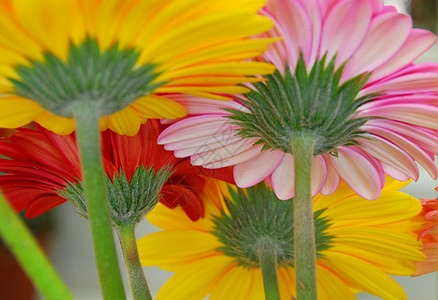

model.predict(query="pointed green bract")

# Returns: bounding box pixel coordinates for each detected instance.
[60,165,173,226]
[227,55,378,156]
[211,183,333,268]
[10,39,164,117]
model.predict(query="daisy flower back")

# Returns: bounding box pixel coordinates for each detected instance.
[158,0,438,200]
[0,0,275,135]
[138,178,426,300]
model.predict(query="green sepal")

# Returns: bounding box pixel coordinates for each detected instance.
[226,55,379,156]
[11,38,166,117]
[211,183,333,269]
[59,165,173,226]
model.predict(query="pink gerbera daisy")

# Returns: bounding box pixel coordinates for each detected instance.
[158,0,438,200]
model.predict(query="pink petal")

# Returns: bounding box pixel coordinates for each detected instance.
[158,115,231,144]
[271,154,295,200]
[320,0,372,65]
[168,95,248,115]
[361,71,438,96]
[342,11,411,80]
[190,138,258,166]
[380,162,411,181]
[274,0,313,70]
[365,119,438,155]
[364,125,438,179]
[330,147,382,200]
[297,0,322,68]
[358,103,438,129]
[173,132,241,157]
[234,149,285,188]
[357,136,419,180]
[320,154,341,195]
[311,155,327,195]
[369,29,437,82]
[199,142,264,169]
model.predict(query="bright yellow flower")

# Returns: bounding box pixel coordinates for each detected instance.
[0,0,274,135]
[138,178,426,300]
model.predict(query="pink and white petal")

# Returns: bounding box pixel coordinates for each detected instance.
[357,136,419,180]
[360,69,438,96]
[271,154,294,200]
[200,142,264,169]
[364,125,437,179]
[330,147,382,200]
[320,154,341,195]
[190,138,259,166]
[369,29,437,82]
[168,95,248,115]
[311,155,327,195]
[320,0,372,65]
[365,119,438,155]
[350,145,385,188]
[342,11,411,80]
[173,133,242,158]
[297,0,322,68]
[358,103,438,130]
[234,149,284,188]
[380,162,411,181]
[273,0,313,69]
[158,115,231,144]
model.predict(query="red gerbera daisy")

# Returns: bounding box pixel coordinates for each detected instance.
[0,121,233,220]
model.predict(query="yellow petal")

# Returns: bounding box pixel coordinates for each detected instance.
[107,106,142,136]
[147,203,216,233]
[210,266,254,300]
[137,230,221,271]
[12,0,70,60]
[155,255,234,300]
[156,62,275,81]
[326,227,425,262]
[245,268,265,299]
[321,252,407,300]
[0,96,44,128]
[278,267,295,300]
[321,191,422,227]
[325,244,418,275]
[34,110,75,135]
[0,8,42,60]
[316,264,356,300]
[157,85,250,95]
[130,95,187,120]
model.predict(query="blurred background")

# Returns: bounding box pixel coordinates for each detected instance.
[0,0,436,299]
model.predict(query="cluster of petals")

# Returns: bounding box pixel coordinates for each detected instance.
[138,178,425,299]
[0,0,274,135]
[158,0,438,200]
[414,187,438,276]
[0,121,232,219]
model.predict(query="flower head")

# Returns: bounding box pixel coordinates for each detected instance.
[0,0,275,135]
[157,0,438,200]
[414,187,438,276]
[138,178,425,300]
[0,121,233,220]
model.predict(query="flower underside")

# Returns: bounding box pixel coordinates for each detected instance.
[228,55,378,156]
[212,184,333,268]
[10,38,164,118]
[59,165,172,226]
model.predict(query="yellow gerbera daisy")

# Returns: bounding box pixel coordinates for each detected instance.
[0,0,274,135]
[138,178,426,300]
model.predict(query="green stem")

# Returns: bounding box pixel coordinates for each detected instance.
[258,241,281,300]
[0,193,73,300]
[73,102,125,300]
[116,224,152,300]
[292,134,317,300]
